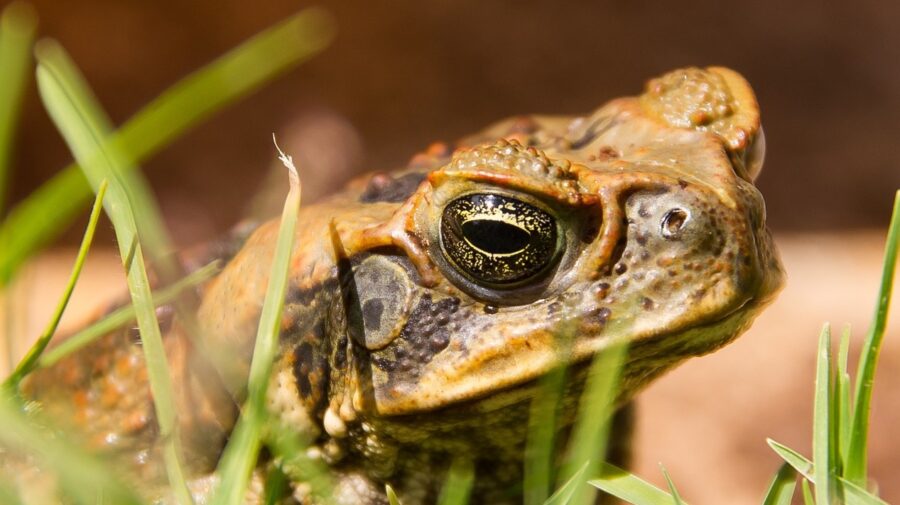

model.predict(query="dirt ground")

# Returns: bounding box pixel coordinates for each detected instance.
[2,231,898,503]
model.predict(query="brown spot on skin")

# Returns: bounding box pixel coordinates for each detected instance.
[594,282,611,299]
[614,263,628,275]
[641,297,656,310]
[635,230,649,246]
[597,145,620,160]
[593,307,612,325]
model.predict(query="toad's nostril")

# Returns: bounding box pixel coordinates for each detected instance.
[661,208,689,239]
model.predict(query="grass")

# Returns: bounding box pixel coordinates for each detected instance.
[0,7,334,287]
[0,2,897,504]
[36,39,195,504]
[208,138,301,505]
[0,1,36,215]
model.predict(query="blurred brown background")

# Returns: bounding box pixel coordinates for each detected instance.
[2,0,899,503]
[6,0,900,244]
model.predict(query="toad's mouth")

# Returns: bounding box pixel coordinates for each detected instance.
[365,291,766,430]
[364,286,768,417]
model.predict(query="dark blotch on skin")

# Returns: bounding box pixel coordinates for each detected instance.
[484,305,499,314]
[292,342,330,411]
[592,307,612,326]
[595,282,611,299]
[359,172,427,203]
[362,298,385,332]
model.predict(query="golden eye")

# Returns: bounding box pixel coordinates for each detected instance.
[440,193,560,286]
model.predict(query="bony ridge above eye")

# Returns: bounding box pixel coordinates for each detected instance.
[439,193,561,287]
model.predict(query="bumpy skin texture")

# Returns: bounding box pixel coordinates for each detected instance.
[22,67,783,504]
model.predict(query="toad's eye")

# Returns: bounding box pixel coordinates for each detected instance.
[440,193,561,286]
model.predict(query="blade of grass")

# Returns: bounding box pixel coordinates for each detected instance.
[0,7,334,286]
[36,260,219,368]
[0,1,37,214]
[0,393,145,505]
[0,479,23,505]
[386,485,401,505]
[2,180,106,389]
[762,463,797,505]
[767,439,887,505]
[802,480,815,505]
[209,138,300,505]
[589,462,685,505]
[846,191,900,485]
[813,324,834,505]
[262,466,289,505]
[525,363,567,505]
[265,420,334,504]
[525,320,575,505]
[556,340,627,505]
[659,465,684,505]
[837,326,852,467]
[36,41,193,505]
[23,36,180,282]
[543,461,588,505]
[768,439,813,478]
[437,457,475,505]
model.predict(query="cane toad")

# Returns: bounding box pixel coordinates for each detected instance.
[20,67,783,504]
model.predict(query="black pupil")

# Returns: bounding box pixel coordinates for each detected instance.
[461,220,530,255]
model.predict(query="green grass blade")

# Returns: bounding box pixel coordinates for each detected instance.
[543,461,589,505]
[525,321,574,505]
[556,340,627,505]
[386,485,401,505]
[3,180,106,388]
[837,326,852,468]
[263,466,289,505]
[0,8,334,287]
[35,42,193,505]
[802,480,815,505]
[768,439,887,505]
[768,439,815,481]
[36,260,219,368]
[762,463,797,505]
[0,479,23,505]
[659,465,684,505]
[210,139,301,505]
[0,2,37,214]
[813,324,834,505]
[0,394,146,505]
[846,190,900,485]
[589,462,685,505]
[525,367,566,505]
[265,420,334,504]
[437,457,474,505]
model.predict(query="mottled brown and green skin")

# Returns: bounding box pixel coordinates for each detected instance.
[22,67,783,504]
